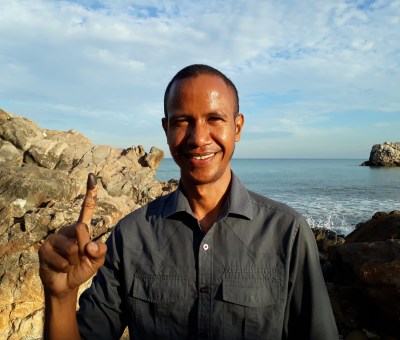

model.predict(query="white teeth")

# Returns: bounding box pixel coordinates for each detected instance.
[193,153,214,160]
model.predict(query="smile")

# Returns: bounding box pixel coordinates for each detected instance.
[191,153,215,160]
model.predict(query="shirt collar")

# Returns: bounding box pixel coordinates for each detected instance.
[162,172,253,220]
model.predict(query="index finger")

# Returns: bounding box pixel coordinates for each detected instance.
[78,173,98,227]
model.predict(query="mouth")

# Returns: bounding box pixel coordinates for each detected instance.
[191,153,215,160]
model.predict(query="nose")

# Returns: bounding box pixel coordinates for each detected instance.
[187,121,211,147]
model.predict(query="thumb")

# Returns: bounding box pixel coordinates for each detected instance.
[86,242,107,266]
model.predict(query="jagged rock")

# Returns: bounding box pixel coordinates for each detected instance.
[0,165,80,213]
[0,109,177,339]
[312,227,345,253]
[346,211,400,243]
[361,142,400,166]
[323,212,400,338]
[143,146,164,170]
[0,140,23,166]
[24,130,93,170]
[0,109,44,151]
[328,240,400,334]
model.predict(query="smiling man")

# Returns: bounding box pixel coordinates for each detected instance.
[39,64,338,339]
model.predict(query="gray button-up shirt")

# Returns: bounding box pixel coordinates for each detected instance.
[77,173,338,339]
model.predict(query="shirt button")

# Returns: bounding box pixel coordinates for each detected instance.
[203,243,209,251]
[200,286,210,294]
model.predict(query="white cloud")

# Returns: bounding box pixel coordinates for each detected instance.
[0,0,399,157]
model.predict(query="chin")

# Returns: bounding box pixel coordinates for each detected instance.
[182,168,230,186]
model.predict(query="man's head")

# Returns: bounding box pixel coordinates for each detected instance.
[164,64,239,118]
[162,65,244,187]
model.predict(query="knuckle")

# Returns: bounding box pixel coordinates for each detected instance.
[82,201,96,209]
[65,243,78,256]
[46,233,56,242]
[58,224,76,236]
[76,222,89,233]
[59,261,70,273]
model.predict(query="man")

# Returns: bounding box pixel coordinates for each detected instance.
[39,64,338,339]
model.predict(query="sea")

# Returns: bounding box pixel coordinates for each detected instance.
[155,158,400,236]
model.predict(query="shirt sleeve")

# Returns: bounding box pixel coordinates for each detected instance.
[77,223,128,339]
[283,217,339,340]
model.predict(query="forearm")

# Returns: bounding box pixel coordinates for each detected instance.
[43,290,80,340]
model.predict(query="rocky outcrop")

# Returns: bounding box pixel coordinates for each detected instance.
[323,211,400,339]
[361,142,400,166]
[0,109,177,339]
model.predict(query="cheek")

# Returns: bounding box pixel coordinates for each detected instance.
[167,129,184,148]
[211,126,234,144]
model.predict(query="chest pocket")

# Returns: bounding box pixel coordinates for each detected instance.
[221,274,284,340]
[127,275,192,339]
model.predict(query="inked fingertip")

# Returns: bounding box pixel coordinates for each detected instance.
[87,173,97,190]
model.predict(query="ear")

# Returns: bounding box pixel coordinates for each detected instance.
[162,117,168,137]
[234,113,244,142]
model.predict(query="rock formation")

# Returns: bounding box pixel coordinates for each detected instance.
[361,142,400,166]
[0,109,177,339]
[323,211,400,339]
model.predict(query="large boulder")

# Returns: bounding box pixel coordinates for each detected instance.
[0,109,177,339]
[327,211,400,338]
[346,211,400,243]
[0,140,23,166]
[329,240,400,318]
[361,142,400,166]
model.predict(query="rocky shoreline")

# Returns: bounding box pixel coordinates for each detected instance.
[1,110,399,339]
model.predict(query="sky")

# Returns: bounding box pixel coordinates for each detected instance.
[0,0,399,159]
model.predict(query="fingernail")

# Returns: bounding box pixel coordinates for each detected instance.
[88,173,97,190]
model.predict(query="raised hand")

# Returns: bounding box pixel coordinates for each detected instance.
[38,173,107,298]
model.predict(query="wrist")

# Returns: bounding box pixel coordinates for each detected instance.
[44,287,79,308]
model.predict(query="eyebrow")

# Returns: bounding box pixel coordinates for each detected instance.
[168,110,229,121]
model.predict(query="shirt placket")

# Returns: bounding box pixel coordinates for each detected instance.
[197,225,214,339]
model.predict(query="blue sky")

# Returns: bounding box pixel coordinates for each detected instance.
[0,0,399,158]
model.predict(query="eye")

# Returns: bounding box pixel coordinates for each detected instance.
[171,117,189,127]
[208,115,224,123]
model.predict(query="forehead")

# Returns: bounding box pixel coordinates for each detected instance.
[167,74,235,112]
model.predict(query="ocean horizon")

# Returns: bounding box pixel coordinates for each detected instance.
[156,158,400,236]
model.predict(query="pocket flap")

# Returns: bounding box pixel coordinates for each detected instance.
[222,277,281,307]
[130,275,188,304]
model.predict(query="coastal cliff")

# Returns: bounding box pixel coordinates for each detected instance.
[361,142,400,166]
[0,109,177,339]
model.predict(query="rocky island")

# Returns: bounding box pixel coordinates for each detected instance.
[0,109,399,339]
[361,142,400,166]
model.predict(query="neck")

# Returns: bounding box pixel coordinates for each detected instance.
[181,170,231,233]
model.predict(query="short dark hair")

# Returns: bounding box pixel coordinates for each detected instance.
[163,64,239,118]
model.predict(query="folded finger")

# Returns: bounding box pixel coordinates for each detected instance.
[39,241,73,273]
[47,234,79,265]
[57,224,78,238]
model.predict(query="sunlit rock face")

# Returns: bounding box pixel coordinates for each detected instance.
[361,142,400,166]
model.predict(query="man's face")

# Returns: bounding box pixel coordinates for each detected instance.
[162,74,244,186]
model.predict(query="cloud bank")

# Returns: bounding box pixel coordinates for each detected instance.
[0,0,399,157]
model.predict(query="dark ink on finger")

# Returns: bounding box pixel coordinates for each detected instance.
[87,173,97,190]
